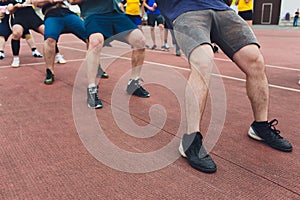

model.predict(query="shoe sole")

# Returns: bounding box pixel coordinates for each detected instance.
[248,127,293,152]
[88,104,103,109]
[11,65,20,68]
[248,127,263,141]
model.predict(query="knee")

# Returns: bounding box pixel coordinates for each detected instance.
[129,30,146,49]
[247,53,266,75]
[12,29,22,40]
[88,33,104,50]
[45,38,56,48]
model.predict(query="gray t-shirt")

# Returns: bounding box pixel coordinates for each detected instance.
[80,0,122,19]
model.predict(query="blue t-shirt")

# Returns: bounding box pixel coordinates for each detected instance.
[146,0,160,15]
[79,0,123,19]
[156,0,231,22]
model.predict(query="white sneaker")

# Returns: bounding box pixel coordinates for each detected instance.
[32,49,43,57]
[11,57,20,68]
[298,78,300,85]
[0,52,5,59]
[55,53,67,64]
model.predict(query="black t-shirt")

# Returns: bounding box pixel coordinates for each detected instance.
[11,0,37,18]
[42,3,74,18]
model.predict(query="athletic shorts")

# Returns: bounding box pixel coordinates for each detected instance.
[147,14,164,27]
[126,14,142,26]
[13,13,43,32]
[173,9,259,60]
[44,14,87,41]
[0,16,30,41]
[238,10,253,21]
[84,12,138,41]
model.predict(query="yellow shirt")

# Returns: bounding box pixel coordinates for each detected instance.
[124,0,141,16]
[238,0,253,12]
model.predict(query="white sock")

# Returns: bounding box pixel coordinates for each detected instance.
[88,83,97,88]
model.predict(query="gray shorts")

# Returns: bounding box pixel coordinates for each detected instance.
[173,9,259,60]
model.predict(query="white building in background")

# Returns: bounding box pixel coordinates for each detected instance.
[280,0,300,19]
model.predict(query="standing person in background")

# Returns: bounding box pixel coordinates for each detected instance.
[293,8,299,27]
[120,0,144,30]
[235,0,253,27]
[143,0,165,50]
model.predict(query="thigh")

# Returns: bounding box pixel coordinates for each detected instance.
[44,17,64,40]
[156,14,164,25]
[0,17,11,41]
[85,14,113,39]
[147,14,156,27]
[63,14,87,42]
[211,10,259,60]
[173,10,212,60]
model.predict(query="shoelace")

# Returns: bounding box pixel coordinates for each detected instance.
[89,88,100,101]
[268,119,283,139]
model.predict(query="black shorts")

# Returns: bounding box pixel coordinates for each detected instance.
[147,14,164,27]
[238,10,253,21]
[13,13,43,32]
[0,16,30,40]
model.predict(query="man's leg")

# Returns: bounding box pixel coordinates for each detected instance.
[86,33,103,109]
[233,44,292,152]
[233,45,268,122]
[125,29,150,98]
[186,45,214,134]
[11,24,24,67]
[179,44,217,173]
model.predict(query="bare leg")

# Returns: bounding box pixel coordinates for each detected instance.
[150,26,156,47]
[126,29,146,79]
[86,33,103,85]
[233,44,269,122]
[44,38,56,73]
[186,45,214,134]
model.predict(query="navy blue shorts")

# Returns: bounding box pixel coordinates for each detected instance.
[0,16,11,41]
[238,10,253,21]
[126,14,142,26]
[85,12,138,40]
[44,14,87,42]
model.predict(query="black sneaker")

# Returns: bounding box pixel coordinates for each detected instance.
[179,132,217,173]
[87,86,103,109]
[248,119,293,152]
[126,78,150,98]
[44,69,54,84]
[96,65,109,79]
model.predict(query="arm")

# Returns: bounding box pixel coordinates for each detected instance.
[143,0,155,12]
[67,0,83,5]
[31,0,63,8]
[235,0,239,6]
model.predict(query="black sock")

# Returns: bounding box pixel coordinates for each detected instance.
[11,39,20,56]
[0,50,4,53]
[253,121,268,128]
[31,48,36,52]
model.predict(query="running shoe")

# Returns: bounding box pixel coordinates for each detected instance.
[96,65,109,79]
[55,53,67,64]
[126,78,150,98]
[32,49,43,57]
[0,52,5,60]
[87,86,103,109]
[44,68,54,84]
[11,57,20,68]
[248,119,293,152]
[179,132,217,173]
